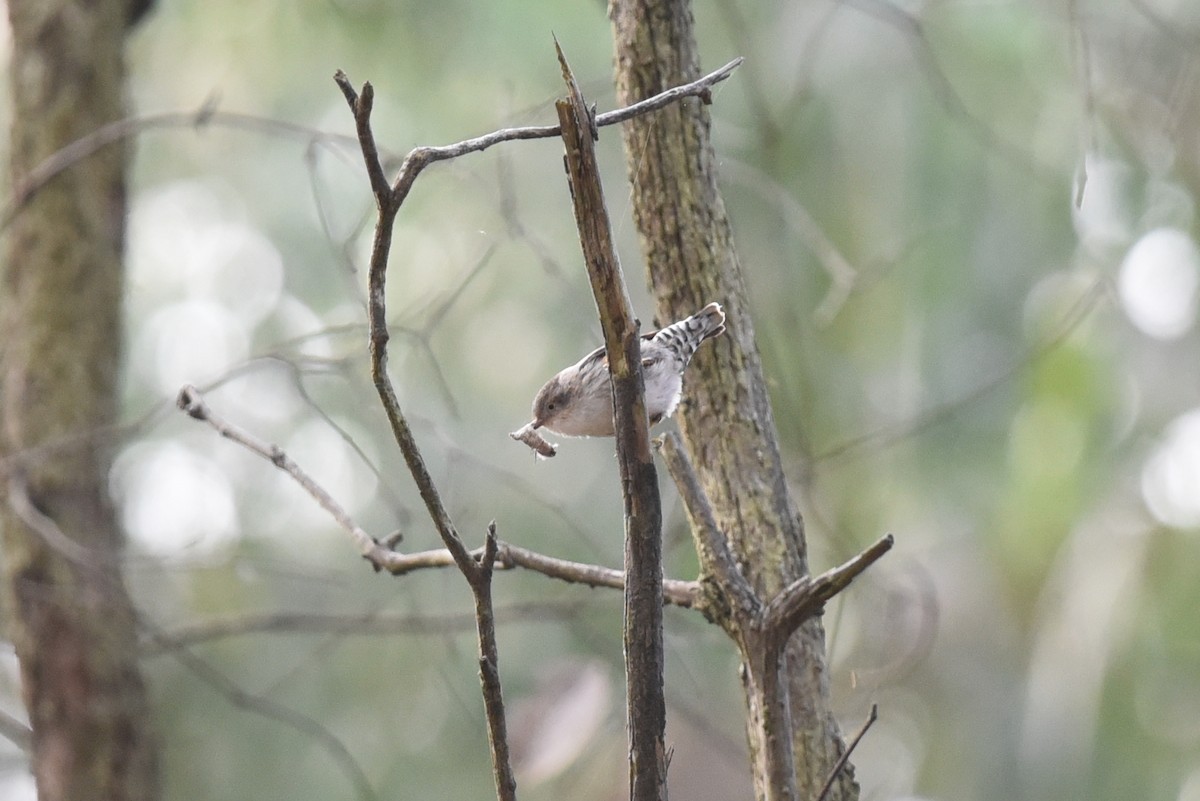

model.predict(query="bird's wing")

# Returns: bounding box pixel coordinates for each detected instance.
[575,343,607,373]
[576,334,660,370]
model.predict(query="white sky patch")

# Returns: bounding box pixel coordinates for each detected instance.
[112,440,238,556]
[1118,228,1200,340]
[1142,409,1200,529]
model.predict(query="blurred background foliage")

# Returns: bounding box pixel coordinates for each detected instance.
[3,0,1200,799]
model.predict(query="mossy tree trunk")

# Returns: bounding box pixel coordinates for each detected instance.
[609,2,858,799]
[2,2,159,800]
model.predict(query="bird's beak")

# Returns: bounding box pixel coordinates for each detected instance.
[530,418,543,430]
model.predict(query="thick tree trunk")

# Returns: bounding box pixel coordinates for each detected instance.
[2,2,160,800]
[609,2,857,799]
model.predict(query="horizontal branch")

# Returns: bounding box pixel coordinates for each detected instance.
[2,104,366,233]
[176,384,699,606]
[401,55,741,169]
[141,601,587,654]
[380,541,698,607]
[176,384,391,566]
[334,57,743,211]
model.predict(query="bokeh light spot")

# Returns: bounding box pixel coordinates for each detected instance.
[1141,409,1200,528]
[112,441,238,556]
[1118,228,1199,340]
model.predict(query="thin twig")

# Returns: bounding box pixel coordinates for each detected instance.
[333,57,743,213]
[471,522,517,801]
[141,601,588,653]
[332,84,478,587]
[0,709,31,753]
[176,384,390,567]
[815,704,879,801]
[0,105,367,233]
[8,477,105,566]
[143,625,377,801]
[176,383,701,603]
[500,542,699,607]
[332,74,392,204]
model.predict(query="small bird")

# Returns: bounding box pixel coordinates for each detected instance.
[523,302,726,439]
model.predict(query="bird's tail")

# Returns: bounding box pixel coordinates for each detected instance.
[651,302,726,367]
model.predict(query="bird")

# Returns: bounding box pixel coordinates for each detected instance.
[522,302,725,439]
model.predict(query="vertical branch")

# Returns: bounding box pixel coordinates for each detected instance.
[335,73,516,801]
[333,73,466,571]
[471,524,517,801]
[554,42,667,801]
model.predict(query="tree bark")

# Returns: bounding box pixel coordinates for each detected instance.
[609,2,857,799]
[556,49,668,801]
[2,2,160,800]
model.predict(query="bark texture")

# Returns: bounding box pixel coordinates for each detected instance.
[557,51,668,801]
[609,1,857,799]
[2,2,160,800]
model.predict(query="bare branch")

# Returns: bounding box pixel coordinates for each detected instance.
[7,477,105,566]
[596,57,743,125]
[0,104,367,233]
[761,534,894,647]
[471,522,517,801]
[141,602,588,653]
[0,709,31,753]
[501,543,699,608]
[332,56,744,217]
[815,704,879,801]
[657,432,757,620]
[176,384,700,603]
[176,384,393,568]
[332,72,392,204]
[331,85,480,591]
[555,40,667,801]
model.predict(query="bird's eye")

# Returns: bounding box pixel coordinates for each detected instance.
[546,401,556,411]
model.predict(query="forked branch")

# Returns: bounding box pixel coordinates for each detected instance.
[175,383,699,606]
[183,47,749,801]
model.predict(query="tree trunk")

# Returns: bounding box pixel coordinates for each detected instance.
[609,2,858,799]
[2,2,160,800]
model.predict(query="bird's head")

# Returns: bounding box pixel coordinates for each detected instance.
[531,373,577,431]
